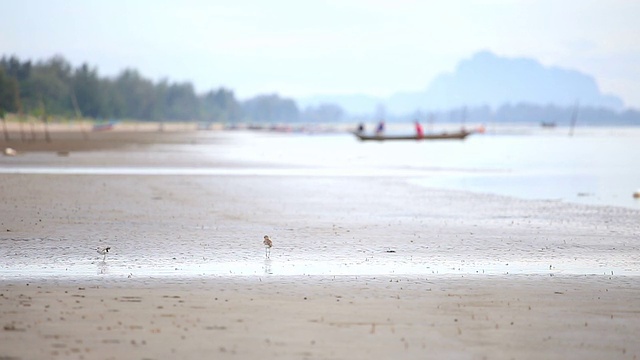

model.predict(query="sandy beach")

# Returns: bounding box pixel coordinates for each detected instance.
[1,128,640,359]
[2,276,639,360]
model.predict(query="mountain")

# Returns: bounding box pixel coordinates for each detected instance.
[299,51,625,116]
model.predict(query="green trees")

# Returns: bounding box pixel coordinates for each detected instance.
[0,56,267,123]
[163,82,200,121]
[301,103,344,123]
[242,94,300,123]
[72,63,105,118]
[111,69,157,120]
[202,88,242,123]
[0,68,20,113]
[0,55,350,124]
[0,68,20,140]
[25,56,73,116]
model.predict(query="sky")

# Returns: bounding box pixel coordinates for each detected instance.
[1,0,639,108]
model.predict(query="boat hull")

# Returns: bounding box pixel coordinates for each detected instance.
[354,131,471,141]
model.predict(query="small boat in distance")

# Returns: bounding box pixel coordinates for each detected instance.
[353,129,472,141]
[92,121,117,132]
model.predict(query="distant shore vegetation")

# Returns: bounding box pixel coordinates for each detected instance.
[0,55,343,124]
[1,55,638,126]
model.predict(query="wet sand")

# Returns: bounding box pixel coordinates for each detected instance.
[1,129,640,359]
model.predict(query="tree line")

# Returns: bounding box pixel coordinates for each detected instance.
[2,55,637,126]
[0,55,345,123]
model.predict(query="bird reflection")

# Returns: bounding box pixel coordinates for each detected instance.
[97,261,109,275]
[263,258,272,275]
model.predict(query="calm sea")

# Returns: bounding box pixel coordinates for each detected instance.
[2,125,638,210]
[212,125,640,210]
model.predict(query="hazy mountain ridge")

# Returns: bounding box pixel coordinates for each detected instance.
[299,51,625,116]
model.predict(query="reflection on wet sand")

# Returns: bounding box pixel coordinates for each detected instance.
[97,261,109,275]
[263,259,272,275]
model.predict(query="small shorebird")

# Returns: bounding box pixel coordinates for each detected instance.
[96,246,111,261]
[263,235,273,259]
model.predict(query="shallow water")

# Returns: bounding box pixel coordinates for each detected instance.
[2,236,633,281]
[207,127,640,209]
[3,126,638,209]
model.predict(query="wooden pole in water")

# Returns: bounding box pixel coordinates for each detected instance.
[43,116,51,142]
[428,113,435,132]
[461,106,467,131]
[19,106,26,142]
[19,121,25,141]
[568,101,579,137]
[29,121,36,141]
[0,109,8,142]
[39,97,51,143]
[70,89,89,140]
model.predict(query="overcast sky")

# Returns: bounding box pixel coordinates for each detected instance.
[1,0,639,108]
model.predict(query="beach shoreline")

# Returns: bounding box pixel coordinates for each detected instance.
[0,122,205,152]
[2,129,639,359]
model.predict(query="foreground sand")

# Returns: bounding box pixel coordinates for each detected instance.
[1,130,640,359]
[2,276,639,360]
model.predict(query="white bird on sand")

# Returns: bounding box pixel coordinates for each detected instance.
[96,246,111,261]
[263,235,273,259]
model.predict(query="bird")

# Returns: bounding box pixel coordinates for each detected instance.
[96,246,111,261]
[263,235,273,259]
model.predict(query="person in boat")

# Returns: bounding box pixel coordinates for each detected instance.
[357,122,365,133]
[375,121,385,135]
[415,120,424,139]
